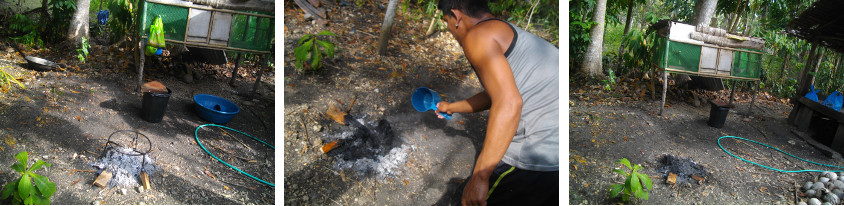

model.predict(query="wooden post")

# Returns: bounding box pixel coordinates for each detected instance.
[749,81,758,116]
[251,55,267,95]
[660,70,668,116]
[138,39,145,93]
[728,80,738,106]
[228,53,242,86]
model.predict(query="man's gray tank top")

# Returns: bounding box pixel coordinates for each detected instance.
[478,19,559,172]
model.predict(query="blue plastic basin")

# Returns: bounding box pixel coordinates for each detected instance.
[193,94,240,124]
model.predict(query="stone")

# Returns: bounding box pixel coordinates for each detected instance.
[303,195,310,201]
[809,198,822,205]
[119,188,127,195]
[312,124,322,132]
[138,186,144,193]
[815,182,826,190]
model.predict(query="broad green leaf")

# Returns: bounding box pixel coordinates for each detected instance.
[297,35,313,46]
[317,30,336,36]
[609,184,623,198]
[18,173,32,201]
[12,163,25,173]
[24,195,33,205]
[635,188,649,200]
[632,164,642,173]
[617,158,632,170]
[15,151,27,166]
[611,168,628,176]
[315,40,335,58]
[28,160,50,172]
[636,172,653,190]
[31,173,55,198]
[630,172,642,195]
[311,43,322,70]
[33,194,49,205]
[2,181,17,199]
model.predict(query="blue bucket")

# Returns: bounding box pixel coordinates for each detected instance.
[193,94,240,124]
[411,87,451,120]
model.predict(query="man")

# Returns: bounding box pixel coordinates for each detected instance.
[433,0,559,205]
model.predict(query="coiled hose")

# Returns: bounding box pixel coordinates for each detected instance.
[718,136,844,173]
[195,124,275,187]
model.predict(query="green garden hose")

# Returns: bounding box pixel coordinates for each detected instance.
[195,124,275,187]
[718,136,844,173]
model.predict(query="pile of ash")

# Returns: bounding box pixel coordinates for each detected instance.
[325,117,413,179]
[90,146,158,188]
[655,154,709,185]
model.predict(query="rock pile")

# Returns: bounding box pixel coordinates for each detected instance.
[799,172,844,205]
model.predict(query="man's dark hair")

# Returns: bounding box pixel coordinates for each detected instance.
[438,0,491,18]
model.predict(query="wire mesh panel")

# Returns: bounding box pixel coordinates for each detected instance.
[141,1,189,41]
[666,41,701,73]
[732,51,762,79]
[228,12,273,51]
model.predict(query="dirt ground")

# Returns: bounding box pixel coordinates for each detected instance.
[569,78,844,204]
[281,0,563,205]
[0,39,276,204]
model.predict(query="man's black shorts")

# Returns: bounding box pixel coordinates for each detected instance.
[483,162,558,205]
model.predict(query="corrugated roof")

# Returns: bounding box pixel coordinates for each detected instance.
[787,0,844,53]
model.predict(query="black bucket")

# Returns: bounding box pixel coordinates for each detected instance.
[707,102,729,128]
[141,88,172,123]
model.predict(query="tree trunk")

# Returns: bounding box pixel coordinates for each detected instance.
[729,0,746,33]
[376,0,399,56]
[810,48,825,87]
[694,0,717,26]
[425,10,441,36]
[580,0,607,77]
[742,12,752,35]
[781,54,790,81]
[67,0,91,45]
[618,0,635,57]
[524,0,541,29]
[797,44,818,96]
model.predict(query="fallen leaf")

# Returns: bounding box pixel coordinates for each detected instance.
[204,170,216,179]
[403,179,409,185]
[692,174,705,182]
[75,116,81,121]
[70,179,82,186]
[224,186,230,190]
[573,164,578,170]
[456,120,465,125]
[667,173,677,185]
[377,67,387,70]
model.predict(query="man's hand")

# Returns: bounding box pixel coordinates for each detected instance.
[462,174,489,206]
[436,102,453,119]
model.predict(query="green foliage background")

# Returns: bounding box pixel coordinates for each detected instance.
[571,0,844,99]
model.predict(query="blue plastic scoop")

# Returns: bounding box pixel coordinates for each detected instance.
[411,87,452,120]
